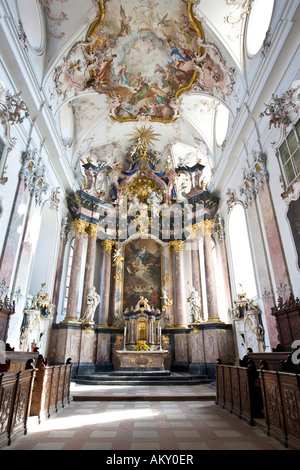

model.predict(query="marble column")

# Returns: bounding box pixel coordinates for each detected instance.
[52,218,70,312]
[108,242,119,327]
[64,219,88,323]
[166,253,175,327]
[203,221,221,323]
[248,199,278,348]
[80,223,98,319]
[99,240,113,326]
[190,237,204,321]
[169,241,187,328]
[258,183,291,295]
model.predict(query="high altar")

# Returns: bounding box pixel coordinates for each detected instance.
[47,127,235,378]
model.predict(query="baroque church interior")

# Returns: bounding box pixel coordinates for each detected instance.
[0,0,300,453]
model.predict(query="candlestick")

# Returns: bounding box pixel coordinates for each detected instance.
[123,326,127,350]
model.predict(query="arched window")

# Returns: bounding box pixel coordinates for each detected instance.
[228,205,257,299]
[246,0,274,57]
[17,0,44,53]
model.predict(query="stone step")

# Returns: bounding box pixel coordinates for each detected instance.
[74,379,211,385]
[73,372,211,386]
[72,393,215,401]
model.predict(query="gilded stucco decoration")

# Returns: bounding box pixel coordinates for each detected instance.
[239,151,269,208]
[21,150,49,206]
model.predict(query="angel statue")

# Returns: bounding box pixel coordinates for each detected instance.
[80,287,100,324]
[187,286,203,323]
[147,189,162,205]
[161,289,173,312]
[113,246,124,266]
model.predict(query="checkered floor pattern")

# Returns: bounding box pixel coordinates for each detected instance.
[5,383,287,451]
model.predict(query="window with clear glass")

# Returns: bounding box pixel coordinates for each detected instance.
[228,205,257,299]
[63,239,74,311]
[279,120,300,186]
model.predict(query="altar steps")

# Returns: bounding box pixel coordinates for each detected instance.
[73,371,211,386]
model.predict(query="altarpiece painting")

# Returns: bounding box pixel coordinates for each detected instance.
[122,238,162,311]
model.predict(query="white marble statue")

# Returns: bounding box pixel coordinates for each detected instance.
[161,289,172,312]
[147,189,162,206]
[80,287,100,323]
[187,286,202,323]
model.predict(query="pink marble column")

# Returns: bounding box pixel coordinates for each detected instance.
[203,226,220,323]
[258,184,291,294]
[190,238,204,320]
[64,219,88,323]
[80,223,98,319]
[108,242,120,327]
[247,201,279,348]
[167,253,175,327]
[169,241,187,328]
[99,240,113,326]
[109,263,117,327]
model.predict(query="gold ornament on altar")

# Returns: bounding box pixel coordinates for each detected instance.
[126,176,162,205]
[161,335,170,348]
[168,240,185,253]
[186,220,215,239]
[113,246,124,266]
[163,269,171,286]
[114,269,122,288]
[102,239,116,253]
[127,125,160,148]
[135,296,151,312]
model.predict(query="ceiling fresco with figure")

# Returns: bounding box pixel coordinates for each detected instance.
[14,0,275,190]
[84,0,203,122]
[52,0,237,125]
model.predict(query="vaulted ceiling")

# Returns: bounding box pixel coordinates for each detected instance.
[15,0,275,189]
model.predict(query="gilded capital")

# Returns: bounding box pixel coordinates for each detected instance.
[186,220,215,239]
[102,239,116,253]
[72,219,89,235]
[169,240,185,253]
[87,223,99,239]
[201,220,214,235]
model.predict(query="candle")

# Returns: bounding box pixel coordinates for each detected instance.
[159,326,162,350]
[123,326,127,350]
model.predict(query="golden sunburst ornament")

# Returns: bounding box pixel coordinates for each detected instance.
[127,125,160,148]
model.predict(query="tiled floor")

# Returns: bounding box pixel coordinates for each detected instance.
[5,383,287,451]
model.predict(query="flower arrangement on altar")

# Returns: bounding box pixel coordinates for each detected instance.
[134,340,151,351]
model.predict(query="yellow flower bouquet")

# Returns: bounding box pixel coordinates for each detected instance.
[134,340,151,351]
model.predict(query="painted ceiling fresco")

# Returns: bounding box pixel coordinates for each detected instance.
[53,0,236,126]
[85,0,203,122]
[32,0,270,184]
